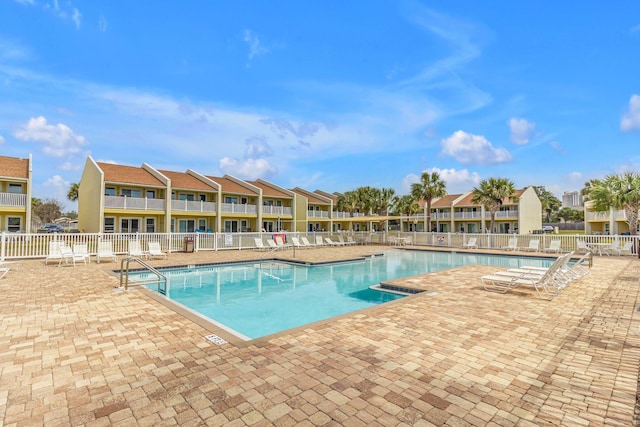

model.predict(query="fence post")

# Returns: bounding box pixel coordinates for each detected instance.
[1,231,5,261]
[195,233,200,252]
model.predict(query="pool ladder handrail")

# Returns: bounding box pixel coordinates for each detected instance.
[258,245,280,264]
[119,256,168,295]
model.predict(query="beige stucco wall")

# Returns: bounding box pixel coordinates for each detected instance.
[78,157,104,233]
[518,186,542,234]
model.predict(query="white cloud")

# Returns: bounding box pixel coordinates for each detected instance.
[549,140,566,154]
[0,135,4,144]
[71,8,81,29]
[509,118,535,145]
[43,174,71,206]
[243,29,269,61]
[219,157,277,180]
[568,172,582,182]
[59,161,82,171]
[98,14,108,32]
[440,130,512,165]
[14,116,88,157]
[401,167,480,195]
[621,94,640,132]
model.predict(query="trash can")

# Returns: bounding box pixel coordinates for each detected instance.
[184,237,194,253]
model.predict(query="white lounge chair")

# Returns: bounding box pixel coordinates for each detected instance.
[315,236,325,247]
[301,237,315,247]
[602,240,620,256]
[462,237,478,249]
[576,239,590,254]
[275,236,289,249]
[501,237,518,251]
[481,254,569,299]
[324,237,341,246]
[128,240,149,259]
[519,239,539,252]
[291,237,305,249]
[148,241,168,259]
[542,240,562,253]
[254,238,268,251]
[267,239,279,249]
[73,243,91,264]
[607,241,633,256]
[96,241,118,263]
[45,241,64,265]
[58,244,86,267]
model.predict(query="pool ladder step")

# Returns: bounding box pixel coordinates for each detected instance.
[119,256,168,294]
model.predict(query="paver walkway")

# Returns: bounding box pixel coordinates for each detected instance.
[1,246,640,426]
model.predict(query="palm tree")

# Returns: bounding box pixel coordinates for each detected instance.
[587,172,640,237]
[471,177,518,234]
[392,194,420,231]
[411,171,447,232]
[67,183,79,202]
[336,190,360,219]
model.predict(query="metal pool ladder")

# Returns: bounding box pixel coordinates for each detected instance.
[119,256,168,295]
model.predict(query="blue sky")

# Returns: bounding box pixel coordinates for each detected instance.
[1,1,640,210]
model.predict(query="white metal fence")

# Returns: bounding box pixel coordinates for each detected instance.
[1,231,638,260]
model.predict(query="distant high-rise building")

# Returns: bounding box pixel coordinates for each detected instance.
[562,191,584,209]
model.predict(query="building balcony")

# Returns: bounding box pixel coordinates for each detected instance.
[0,192,27,208]
[586,210,626,221]
[262,206,293,216]
[104,195,166,211]
[333,211,365,219]
[221,202,257,214]
[308,210,329,218]
[494,211,519,219]
[172,200,217,213]
[454,212,483,219]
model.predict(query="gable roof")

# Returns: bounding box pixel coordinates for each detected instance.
[291,187,331,205]
[247,180,292,198]
[427,194,462,209]
[0,155,29,180]
[159,170,217,191]
[97,162,165,187]
[207,176,259,195]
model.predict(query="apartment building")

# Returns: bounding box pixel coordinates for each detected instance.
[584,201,635,235]
[0,154,32,233]
[409,187,542,234]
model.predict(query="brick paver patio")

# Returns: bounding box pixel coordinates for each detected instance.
[1,245,639,426]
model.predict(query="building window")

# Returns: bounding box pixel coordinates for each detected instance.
[105,187,116,196]
[8,183,22,194]
[225,220,239,232]
[199,194,206,202]
[179,193,195,201]
[7,217,21,232]
[146,218,155,233]
[146,190,155,199]
[241,220,248,232]
[121,218,140,233]
[104,217,115,233]
[170,218,175,233]
[198,219,206,232]
[178,219,195,233]
[121,189,142,198]
[225,196,238,204]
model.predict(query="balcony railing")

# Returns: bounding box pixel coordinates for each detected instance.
[494,211,519,219]
[262,206,293,216]
[454,212,483,219]
[172,200,217,213]
[586,210,627,221]
[333,211,365,219]
[308,210,329,218]
[104,195,166,211]
[0,192,27,208]
[221,203,257,214]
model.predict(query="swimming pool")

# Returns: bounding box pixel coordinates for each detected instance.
[133,250,553,340]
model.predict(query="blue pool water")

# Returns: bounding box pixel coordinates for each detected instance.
[135,250,553,340]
